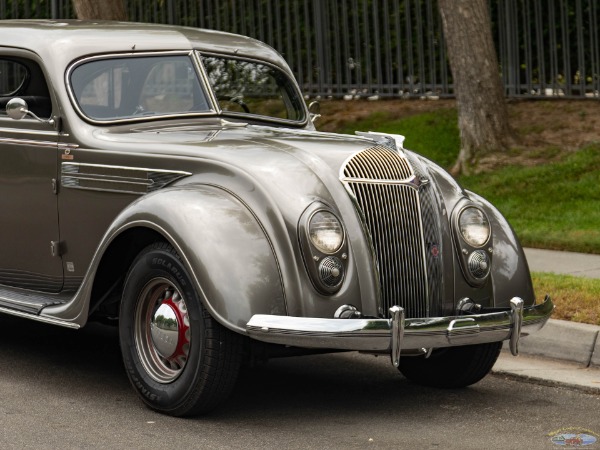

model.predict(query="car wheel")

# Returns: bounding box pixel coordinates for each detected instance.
[398,341,502,388]
[119,242,241,416]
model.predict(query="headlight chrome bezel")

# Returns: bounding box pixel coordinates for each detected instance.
[457,206,491,248]
[299,204,348,295]
[453,203,493,287]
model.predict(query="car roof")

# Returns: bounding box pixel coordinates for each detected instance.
[0,20,289,70]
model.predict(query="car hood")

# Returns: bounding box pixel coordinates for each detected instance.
[93,122,376,211]
[89,121,463,229]
[96,122,372,173]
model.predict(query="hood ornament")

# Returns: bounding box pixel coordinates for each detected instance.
[355,131,406,153]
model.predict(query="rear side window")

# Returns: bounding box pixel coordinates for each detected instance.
[0,60,28,96]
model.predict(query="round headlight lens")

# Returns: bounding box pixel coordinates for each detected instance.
[309,211,344,254]
[458,207,490,247]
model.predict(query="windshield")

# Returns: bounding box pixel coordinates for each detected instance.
[69,54,212,122]
[69,53,306,124]
[201,54,306,123]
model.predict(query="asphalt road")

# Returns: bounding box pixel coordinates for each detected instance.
[1,317,599,450]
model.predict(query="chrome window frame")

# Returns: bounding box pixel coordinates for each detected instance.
[65,51,218,125]
[196,51,309,127]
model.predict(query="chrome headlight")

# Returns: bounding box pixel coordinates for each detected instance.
[453,203,493,287]
[300,205,348,295]
[308,211,344,254]
[458,206,490,247]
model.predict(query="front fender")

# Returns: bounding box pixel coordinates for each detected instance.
[43,184,286,333]
[124,185,287,333]
[467,191,536,307]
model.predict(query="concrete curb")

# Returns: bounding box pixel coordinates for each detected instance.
[494,319,600,393]
[493,352,600,394]
[493,248,600,389]
[514,319,600,367]
[521,247,600,367]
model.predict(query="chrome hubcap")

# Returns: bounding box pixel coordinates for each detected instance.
[135,278,191,384]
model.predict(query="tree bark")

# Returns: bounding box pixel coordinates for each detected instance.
[72,0,128,21]
[438,0,515,175]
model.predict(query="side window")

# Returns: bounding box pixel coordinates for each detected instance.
[0,60,28,96]
[0,57,52,119]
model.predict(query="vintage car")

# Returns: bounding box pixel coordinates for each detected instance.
[0,20,553,416]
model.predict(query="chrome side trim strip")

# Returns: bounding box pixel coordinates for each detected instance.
[58,143,79,150]
[0,130,75,149]
[0,306,80,329]
[61,162,191,195]
[0,126,58,136]
[0,137,57,148]
[246,296,554,361]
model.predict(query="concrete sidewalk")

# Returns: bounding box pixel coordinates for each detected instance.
[524,247,600,278]
[491,248,600,392]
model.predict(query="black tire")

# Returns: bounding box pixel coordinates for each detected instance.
[398,341,502,388]
[119,242,241,416]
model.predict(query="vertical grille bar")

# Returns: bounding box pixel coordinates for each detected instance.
[342,146,439,318]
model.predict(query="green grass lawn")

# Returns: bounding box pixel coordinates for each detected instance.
[533,272,600,325]
[460,147,600,254]
[334,107,600,254]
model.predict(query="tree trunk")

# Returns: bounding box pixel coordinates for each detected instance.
[72,0,128,21]
[438,0,515,175]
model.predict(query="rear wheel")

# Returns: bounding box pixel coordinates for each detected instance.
[398,342,502,388]
[119,242,241,416]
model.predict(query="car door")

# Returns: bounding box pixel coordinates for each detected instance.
[0,54,63,293]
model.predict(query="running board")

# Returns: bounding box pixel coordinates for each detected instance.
[0,306,80,329]
[0,284,69,314]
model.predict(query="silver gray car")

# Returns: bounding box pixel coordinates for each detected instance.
[0,20,553,416]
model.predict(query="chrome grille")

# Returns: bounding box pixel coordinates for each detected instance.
[342,145,440,318]
[344,145,413,180]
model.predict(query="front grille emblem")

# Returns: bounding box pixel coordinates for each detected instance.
[408,174,430,191]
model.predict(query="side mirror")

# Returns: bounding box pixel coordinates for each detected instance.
[6,97,55,126]
[6,97,29,120]
[308,101,321,123]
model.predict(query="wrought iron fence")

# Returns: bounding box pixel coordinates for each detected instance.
[1,0,599,99]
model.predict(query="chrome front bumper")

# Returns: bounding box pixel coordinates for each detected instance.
[246,296,554,367]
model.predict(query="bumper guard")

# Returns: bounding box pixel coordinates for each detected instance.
[246,296,554,367]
